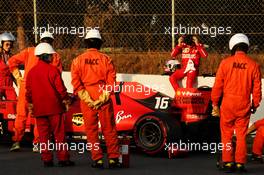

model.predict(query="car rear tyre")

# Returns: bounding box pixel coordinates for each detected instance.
[134,113,181,155]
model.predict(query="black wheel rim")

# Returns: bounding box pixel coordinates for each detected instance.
[138,121,162,149]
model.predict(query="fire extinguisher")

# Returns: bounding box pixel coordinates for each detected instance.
[119,135,130,168]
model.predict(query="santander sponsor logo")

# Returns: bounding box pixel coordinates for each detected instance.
[116,110,132,124]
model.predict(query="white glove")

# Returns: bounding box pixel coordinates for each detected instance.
[212,105,220,117]
[92,91,110,110]
[77,89,94,107]
[12,68,23,88]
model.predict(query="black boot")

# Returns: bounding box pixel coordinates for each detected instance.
[91,159,104,169]
[236,163,247,173]
[251,153,263,164]
[108,158,122,169]
[222,162,235,173]
[58,160,75,167]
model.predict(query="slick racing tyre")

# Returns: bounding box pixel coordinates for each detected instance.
[134,112,181,155]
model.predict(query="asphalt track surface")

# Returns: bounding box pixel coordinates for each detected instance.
[0,144,263,175]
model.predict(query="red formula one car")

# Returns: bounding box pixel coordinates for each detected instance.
[0,81,220,155]
[65,81,220,155]
[0,93,17,142]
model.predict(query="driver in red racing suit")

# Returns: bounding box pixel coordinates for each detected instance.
[169,35,208,90]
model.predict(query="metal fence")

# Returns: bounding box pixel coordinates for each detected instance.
[0,0,264,53]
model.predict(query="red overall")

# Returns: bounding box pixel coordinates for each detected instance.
[26,60,69,162]
[71,48,119,161]
[8,47,62,144]
[170,43,208,89]
[211,51,262,164]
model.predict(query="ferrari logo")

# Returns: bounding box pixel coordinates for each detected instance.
[176,91,181,96]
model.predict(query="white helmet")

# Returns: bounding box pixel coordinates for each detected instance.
[229,33,249,50]
[0,32,15,46]
[164,59,181,73]
[85,29,101,40]
[40,31,54,40]
[34,43,55,56]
